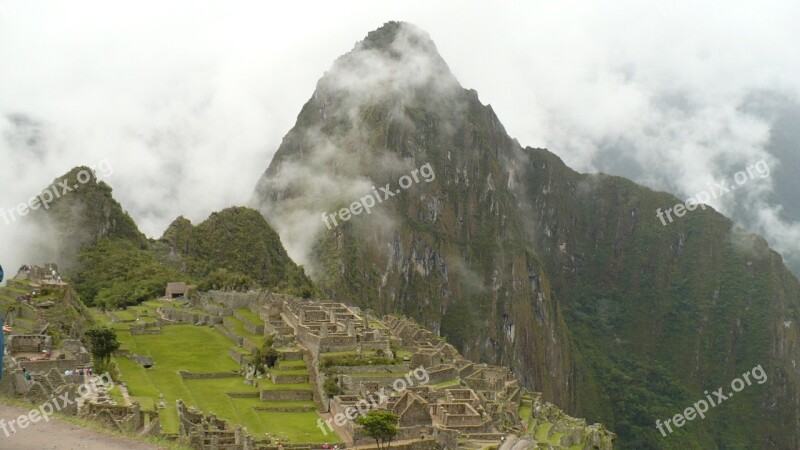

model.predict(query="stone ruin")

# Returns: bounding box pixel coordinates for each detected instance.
[274,296,392,356]
[177,399,255,450]
[6,334,52,353]
[84,401,161,436]
[5,333,92,374]
[78,289,615,449]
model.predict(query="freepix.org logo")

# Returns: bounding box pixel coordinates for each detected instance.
[0,160,113,226]
[316,366,430,435]
[1,372,115,437]
[656,159,770,226]
[321,163,436,230]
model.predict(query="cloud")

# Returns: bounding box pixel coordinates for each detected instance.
[1,1,798,275]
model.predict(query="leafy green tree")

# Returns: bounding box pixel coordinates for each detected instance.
[354,410,399,449]
[262,334,280,368]
[84,325,121,371]
[323,376,343,398]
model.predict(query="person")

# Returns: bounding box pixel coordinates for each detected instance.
[1,318,11,380]
[323,443,330,449]
[22,368,31,381]
[276,442,283,450]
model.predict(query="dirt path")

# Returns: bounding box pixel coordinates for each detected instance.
[0,401,163,450]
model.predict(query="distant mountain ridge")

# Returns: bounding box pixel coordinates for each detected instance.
[27,170,315,308]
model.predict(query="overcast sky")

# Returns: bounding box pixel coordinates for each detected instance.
[1,0,799,274]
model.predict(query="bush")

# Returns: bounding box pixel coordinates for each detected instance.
[262,334,280,368]
[323,376,343,398]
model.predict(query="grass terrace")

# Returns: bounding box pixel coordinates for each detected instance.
[223,316,263,348]
[234,308,264,325]
[432,378,461,389]
[93,306,340,444]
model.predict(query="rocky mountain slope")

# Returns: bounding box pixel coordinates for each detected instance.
[28,166,147,272]
[252,21,800,448]
[254,20,572,407]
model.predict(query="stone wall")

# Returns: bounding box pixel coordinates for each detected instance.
[216,323,244,346]
[83,402,151,433]
[270,372,309,384]
[178,370,237,380]
[200,290,264,310]
[324,364,409,374]
[259,389,313,401]
[234,310,264,335]
[176,399,255,450]
[130,326,163,335]
[17,358,79,374]
[229,348,249,365]
[160,307,221,326]
[277,349,303,361]
[242,339,260,352]
[427,365,458,385]
[7,334,51,353]
[226,392,259,398]
[340,374,400,391]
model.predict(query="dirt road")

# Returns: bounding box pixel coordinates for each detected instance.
[0,401,162,449]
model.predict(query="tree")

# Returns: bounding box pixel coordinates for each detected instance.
[84,325,121,371]
[323,375,343,398]
[354,410,399,449]
[262,334,280,368]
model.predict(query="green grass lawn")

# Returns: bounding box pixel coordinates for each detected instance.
[535,422,552,442]
[274,368,309,376]
[519,404,532,423]
[320,350,375,357]
[111,323,336,443]
[348,372,402,378]
[230,345,250,356]
[89,308,109,323]
[235,308,264,325]
[259,380,312,391]
[278,360,307,368]
[113,325,240,433]
[108,385,126,404]
[2,285,28,294]
[224,316,263,347]
[432,378,461,388]
[395,349,413,359]
[368,320,387,329]
[112,309,136,321]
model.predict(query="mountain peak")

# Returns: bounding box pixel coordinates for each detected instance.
[318,21,459,103]
[359,21,434,53]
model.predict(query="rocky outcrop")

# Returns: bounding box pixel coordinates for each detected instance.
[253,20,573,408]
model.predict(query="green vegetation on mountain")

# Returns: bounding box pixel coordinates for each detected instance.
[524,149,799,448]
[74,238,188,308]
[157,207,317,298]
